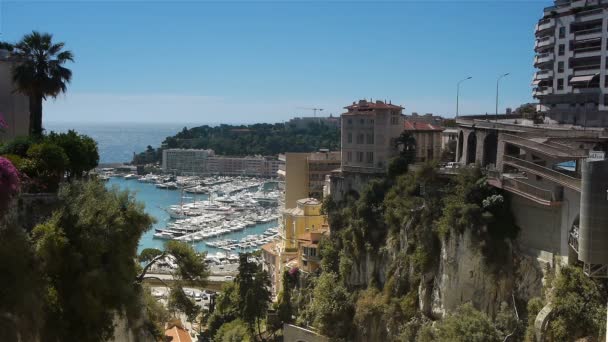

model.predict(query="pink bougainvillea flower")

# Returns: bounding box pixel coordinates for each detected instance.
[0,157,20,202]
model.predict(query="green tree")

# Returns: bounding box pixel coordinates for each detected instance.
[214,318,251,342]
[26,141,69,192]
[546,266,606,341]
[32,181,154,341]
[236,253,272,340]
[138,248,163,263]
[47,130,99,180]
[434,303,500,342]
[276,271,293,327]
[309,272,353,339]
[12,31,74,137]
[207,282,240,338]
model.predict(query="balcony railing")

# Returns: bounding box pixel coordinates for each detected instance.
[534,52,554,65]
[535,36,555,49]
[501,177,557,204]
[536,18,556,33]
[575,8,604,22]
[574,26,603,40]
[503,155,581,191]
[573,46,602,58]
[533,86,553,96]
[534,70,554,80]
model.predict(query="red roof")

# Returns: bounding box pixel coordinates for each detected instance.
[344,99,403,111]
[403,121,444,131]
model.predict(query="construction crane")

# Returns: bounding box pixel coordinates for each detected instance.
[297,107,324,117]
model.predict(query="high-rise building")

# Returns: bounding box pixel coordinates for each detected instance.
[0,50,29,143]
[340,99,405,173]
[533,0,608,126]
[278,151,341,208]
[161,149,215,175]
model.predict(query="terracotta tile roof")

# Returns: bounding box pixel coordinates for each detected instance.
[403,121,444,131]
[261,241,279,256]
[165,325,192,342]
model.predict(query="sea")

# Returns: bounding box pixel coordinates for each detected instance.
[45,122,197,164]
[46,122,277,255]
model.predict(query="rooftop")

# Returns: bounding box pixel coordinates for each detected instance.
[344,99,403,111]
[403,121,444,131]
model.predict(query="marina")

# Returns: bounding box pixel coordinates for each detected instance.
[105,175,282,255]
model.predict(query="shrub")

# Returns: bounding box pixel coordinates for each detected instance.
[26,142,69,192]
[0,156,20,208]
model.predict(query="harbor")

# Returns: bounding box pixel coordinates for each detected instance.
[104,174,282,256]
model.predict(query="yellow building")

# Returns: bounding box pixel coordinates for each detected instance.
[278,151,341,209]
[280,198,326,252]
[296,225,329,274]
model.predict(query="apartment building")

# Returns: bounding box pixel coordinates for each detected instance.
[0,50,29,143]
[207,155,282,178]
[341,99,405,173]
[533,0,608,126]
[161,149,215,175]
[279,151,341,208]
[403,121,444,163]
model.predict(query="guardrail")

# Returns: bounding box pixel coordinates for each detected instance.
[502,133,587,158]
[503,155,581,191]
[502,177,556,203]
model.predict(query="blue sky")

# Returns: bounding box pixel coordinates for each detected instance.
[1,0,551,124]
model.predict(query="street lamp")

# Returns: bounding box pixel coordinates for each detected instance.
[456,76,472,118]
[495,73,510,121]
[583,72,600,130]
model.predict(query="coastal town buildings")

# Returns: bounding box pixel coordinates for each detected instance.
[0,49,29,143]
[161,148,215,175]
[161,148,282,177]
[403,121,444,163]
[207,155,281,178]
[278,151,341,208]
[533,0,608,126]
[296,224,329,274]
[403,112,444,126]
[341,99,406,174]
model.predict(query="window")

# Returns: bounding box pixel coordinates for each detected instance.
[366,133,374,144]
[347,151,352,162]
[309,247,316,257]
[366,151,374,163]
[347,119,352,124]
[558,61,564,73]
[558,44,565,56]
[391,116,399,125]
[356,134,364,144]
[557,78,564,90]
[356,151,364,162]
[347,132,352,143]
[370,119,374,124]
[559,26,566,39]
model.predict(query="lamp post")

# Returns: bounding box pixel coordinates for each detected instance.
[495,73,510,121]
[456,76,472,118]
[583,72,600,131]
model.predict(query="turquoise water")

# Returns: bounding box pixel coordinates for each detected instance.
[106,177,277,254]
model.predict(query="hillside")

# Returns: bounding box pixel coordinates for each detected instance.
[132,122,340,164]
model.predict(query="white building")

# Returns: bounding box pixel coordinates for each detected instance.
[533,0,608,126]
[206,155,281,178]
[161,149,215,175]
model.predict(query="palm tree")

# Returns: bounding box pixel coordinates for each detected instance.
[12,31,74,137]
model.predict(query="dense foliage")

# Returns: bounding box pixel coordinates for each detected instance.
[0,157,20,207]
[132,122,340,164]
[206,253,272,341]
[0,181,155,341]
[0,131,99,192]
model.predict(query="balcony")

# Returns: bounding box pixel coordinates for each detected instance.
[574,8,604,23]
[488,173,560,206]
[536,18,556,34]
[534,52,554,65]
[573,46,602,58]
[534,70,554,80]
[574,26,603,40]
[533,86,553,97]
[502,155,581,191]
[573,65,601,75]
[535,36,555,50]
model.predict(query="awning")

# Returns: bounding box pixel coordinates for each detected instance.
[570,74,597,84]
[531,79,542,85]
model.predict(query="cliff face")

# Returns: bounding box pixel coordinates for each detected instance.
[346,219,544,341]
